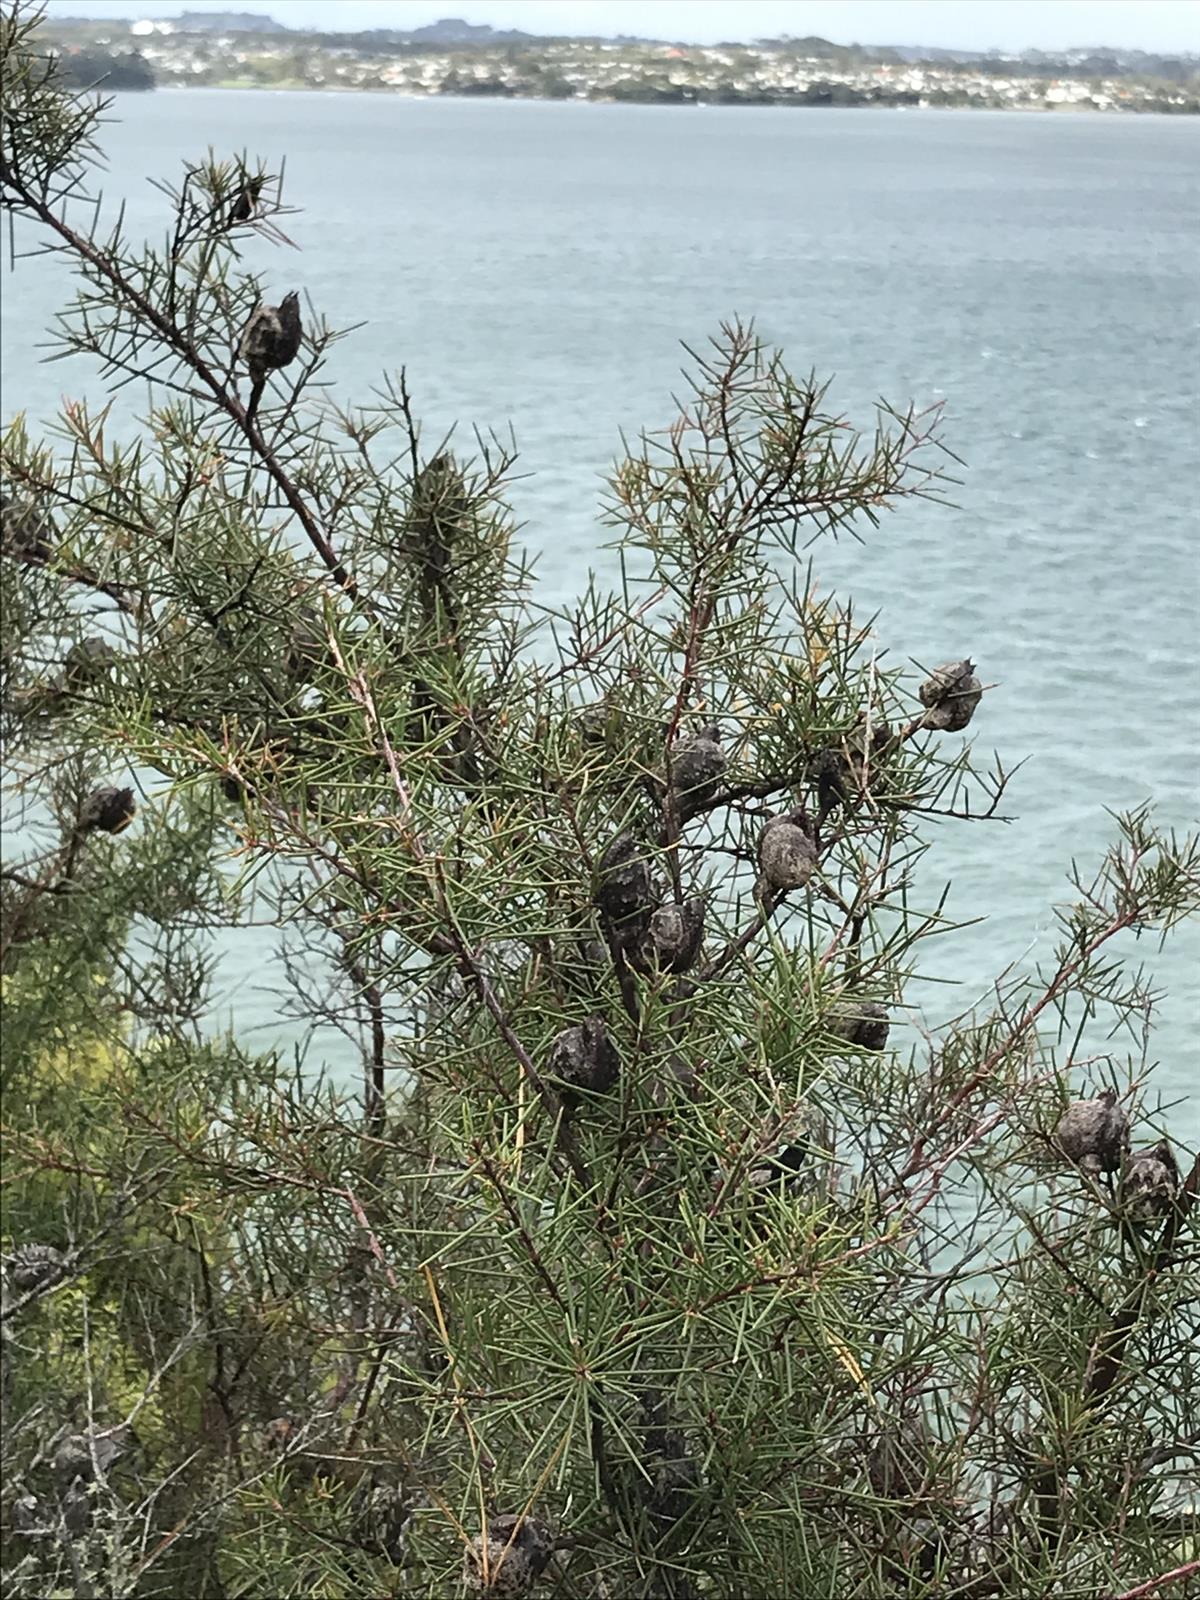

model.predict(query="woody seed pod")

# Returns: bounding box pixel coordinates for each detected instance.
[846,713,893,768]
[546,1015,619,1097]
[648,1439,702,1529]
[463,1513,554,1597]
[593,832,655,930]
[1054,1088,1130,1175]
[11,1492,42,1533]
[6,1243,66,1293]
[828,999,890,1052]
[668,722,726,817]
[809,746,848,823]
[651,1450,702,1529]
[53,1425,135,1485]
[240,292,303,386]
[1,493,55,564]
[1121,1139,1179,1221]
[576,934,609,971]
[575,701,609,744]
[240,291,302,421]
[749,1140,807,1195]
[227,187,254,225]
[350,1479,411,1563]
[77,785,136,836]
[64,636,118,691]
[638,1391,704,1528]
[918,659,982,732]
[226,174,263,226]
[219,771,249,803]
[61,1483,91,1539]
[663,1051,700,1095]
[8,680,66,720]
[633,896,705,975]
[410,452,470,530]
[575,695,624,749]
[405,454,471,631]
[748,1105,825,1198]
[840,714,893,795]
[758,812,817,891]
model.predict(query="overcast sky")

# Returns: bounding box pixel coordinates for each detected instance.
[40,0,1200,53]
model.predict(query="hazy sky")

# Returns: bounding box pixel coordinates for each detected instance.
[40,0,1200,53]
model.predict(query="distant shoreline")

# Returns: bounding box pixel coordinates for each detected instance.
[128,83,1196,115]
[50,26,1198,117]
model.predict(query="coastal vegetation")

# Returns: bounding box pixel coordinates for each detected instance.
[2,7,1198,1598]
[51,44,154,90]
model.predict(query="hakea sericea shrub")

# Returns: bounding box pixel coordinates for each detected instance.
[2,11,1198,1599]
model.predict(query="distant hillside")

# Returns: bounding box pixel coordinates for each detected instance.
[406,16,535,44]
[175,10,287,31]
[49,7,286,29]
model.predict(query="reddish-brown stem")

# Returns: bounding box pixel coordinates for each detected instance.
[1110,1559,1200,1600]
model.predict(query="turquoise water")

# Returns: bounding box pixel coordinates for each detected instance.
[3,92,1198,1135]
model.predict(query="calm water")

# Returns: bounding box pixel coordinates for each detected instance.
[4,92,1198,1135]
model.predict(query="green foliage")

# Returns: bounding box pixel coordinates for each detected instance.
[2,8,1197,1598]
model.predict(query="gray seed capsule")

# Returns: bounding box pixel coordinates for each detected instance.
[350,1479,412,1564]
[593,832,655,930]
[1054,1088,1130,1175]
[748,1105,826,1197]
[635,897,705,974]
[53,1425,134,1485]
[240,291,302,385]
[6,1243,66,1293]
[64,637,118,691]
[219,770,249,804]
[846,715,893,766]
[758,812,817,891]
[841,716,893,794]
[546,1015,620,1096]
[61,1483,91,1539]
[226,175,262,226]
[669,722,726,816]
[11,1493,43,1533]
[649,1440,702,1529]
[77,785,136,836]
[575,697,623,748]
[663,1051,700,1095]
[241,291,303,420]
[463,1514,554,1597]
[1121,1139,1179,1221]
[828,999,890,1052]
[809,747,849,823]
[918,659,982,732]
[639,1394,703,1529]
[1,493,55,563]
